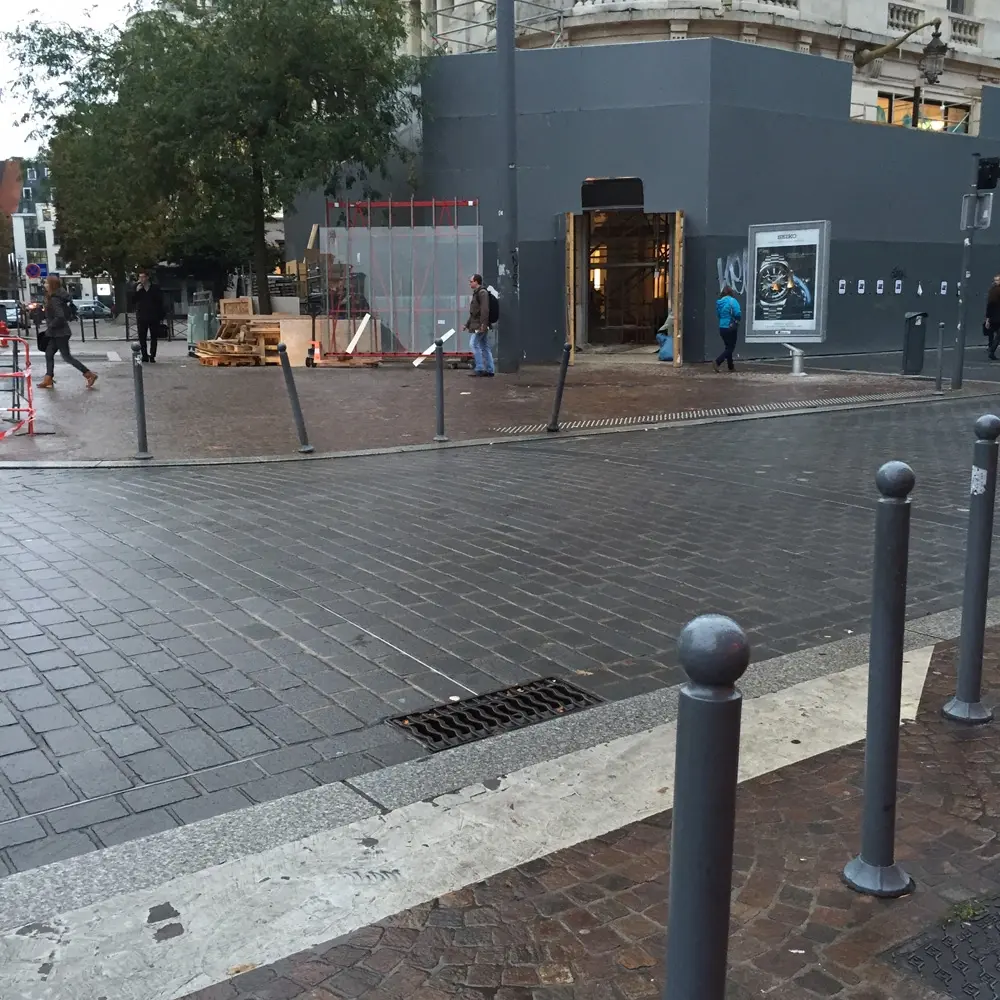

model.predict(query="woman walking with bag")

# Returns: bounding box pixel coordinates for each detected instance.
[37,276,97,390]
[713,285,742,373]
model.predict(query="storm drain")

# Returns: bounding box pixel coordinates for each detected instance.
[389,677,602,752]
[890,897,1000,998]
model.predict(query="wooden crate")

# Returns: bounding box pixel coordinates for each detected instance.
[219,297,254,319]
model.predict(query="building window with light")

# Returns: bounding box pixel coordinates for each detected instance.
[876,92,971,133]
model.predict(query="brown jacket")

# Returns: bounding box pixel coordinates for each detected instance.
[466,286,490,334]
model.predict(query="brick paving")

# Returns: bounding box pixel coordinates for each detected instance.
[179,633,1000,1000]
[0,346,951,461]
[0,398,996,875]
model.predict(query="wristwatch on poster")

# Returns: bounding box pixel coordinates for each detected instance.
[757,254,794,319]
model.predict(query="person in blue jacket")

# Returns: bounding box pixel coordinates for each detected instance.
[714,286,742,372]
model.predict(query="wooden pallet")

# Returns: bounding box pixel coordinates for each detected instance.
[198,355,261,367]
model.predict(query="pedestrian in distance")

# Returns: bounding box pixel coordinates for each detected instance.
[464,273,496,377]
[713,285,742,373]
[984,274,1000,361]
[133,269,166,363]
[37,276,97,390]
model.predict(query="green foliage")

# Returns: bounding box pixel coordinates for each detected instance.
[4,0,419,312]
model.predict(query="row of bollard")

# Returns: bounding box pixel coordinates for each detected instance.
[665,413,1000,997]
[129,341,315,461]
[428,340,573,443]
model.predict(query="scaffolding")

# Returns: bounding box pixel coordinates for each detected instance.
[319,199,482,360]
[430,0,566,52]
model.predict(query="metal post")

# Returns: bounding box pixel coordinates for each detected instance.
[434,338,448,442]
[843,460,916,899]
[546,343,571,432]
[952,152,981,390]
[277,342,314,454]
[912,84,922,131]
[125,311,131,341]
[496,0,520,373]
[80,314,86,342]
[92,314,97,341]
[130,344,152,461]
[943,415,1000,724]
[935,321,945,394]
[664,614,750,1000]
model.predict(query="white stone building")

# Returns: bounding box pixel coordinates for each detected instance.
[415,0,1000,134]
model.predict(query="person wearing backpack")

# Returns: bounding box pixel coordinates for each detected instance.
[37,275,97,390]
[464,273,496,377]
[713,285,742,373]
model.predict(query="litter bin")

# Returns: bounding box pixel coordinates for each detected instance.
[902,311,929,375]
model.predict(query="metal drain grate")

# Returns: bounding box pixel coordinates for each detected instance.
[491,390,932,435]
[389,677,602,752]
[890,899,1000,998]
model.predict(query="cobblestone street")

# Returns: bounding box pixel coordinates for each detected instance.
[0,395,996,875]
[0,342,971,461]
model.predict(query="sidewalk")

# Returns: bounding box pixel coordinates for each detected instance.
[180,632,1000,1000]
[0,350,973,463]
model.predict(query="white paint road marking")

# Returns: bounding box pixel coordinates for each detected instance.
[0,648,934,1000]
[411,328,455,366]
[344,314,370,355]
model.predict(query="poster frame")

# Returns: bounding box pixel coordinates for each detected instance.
[744,220,831,344]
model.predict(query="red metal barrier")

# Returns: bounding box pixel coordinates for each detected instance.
[0,325,36,439]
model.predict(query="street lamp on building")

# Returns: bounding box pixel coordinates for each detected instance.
[854,18,948,129]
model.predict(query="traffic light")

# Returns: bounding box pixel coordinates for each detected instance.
[977,157,1000,191]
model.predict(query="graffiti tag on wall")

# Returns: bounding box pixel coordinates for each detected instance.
[716,248,749,297]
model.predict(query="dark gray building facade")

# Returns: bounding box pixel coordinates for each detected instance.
[412,37,1000,363]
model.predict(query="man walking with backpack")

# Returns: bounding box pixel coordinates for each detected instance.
[464,273,496,377]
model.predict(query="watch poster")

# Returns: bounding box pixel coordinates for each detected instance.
[745,220,832,344]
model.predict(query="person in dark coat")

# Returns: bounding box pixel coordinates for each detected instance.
[984,275,1000,360]
[133,270,166,362]
[38,276,97,389]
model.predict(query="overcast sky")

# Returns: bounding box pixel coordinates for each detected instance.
[2,1,131,158]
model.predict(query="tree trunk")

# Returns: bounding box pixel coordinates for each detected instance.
[113,263,128,323]
[250,157,272,315]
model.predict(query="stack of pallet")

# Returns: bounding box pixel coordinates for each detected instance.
[195,298,259,366]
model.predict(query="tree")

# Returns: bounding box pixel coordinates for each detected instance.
[47,110,173,306]
[5,0,419,314]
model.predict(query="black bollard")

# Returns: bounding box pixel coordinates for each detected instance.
[434,338,448,443]
[843,461,915,898]
[943,415,1000,724]
[125,312,131,341]
[80,314,86,342]
[546,343,572,433]
[92,314,98,341]
[277,343,314,454]
[130,344,152,461]
[935,321,945,395]
[664,614,750,1000]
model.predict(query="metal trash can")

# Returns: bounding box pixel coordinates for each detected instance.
[902,311,929,375]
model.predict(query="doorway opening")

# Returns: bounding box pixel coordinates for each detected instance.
[586,211,669,347]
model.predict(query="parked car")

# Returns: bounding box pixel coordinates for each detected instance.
[73,299,112,319]
[0,300,27,329]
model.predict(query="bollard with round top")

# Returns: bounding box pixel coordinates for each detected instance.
[943,414,1000,724]
[664,614,750,1000]
[277,343,314,454]
[844,461,915,898]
